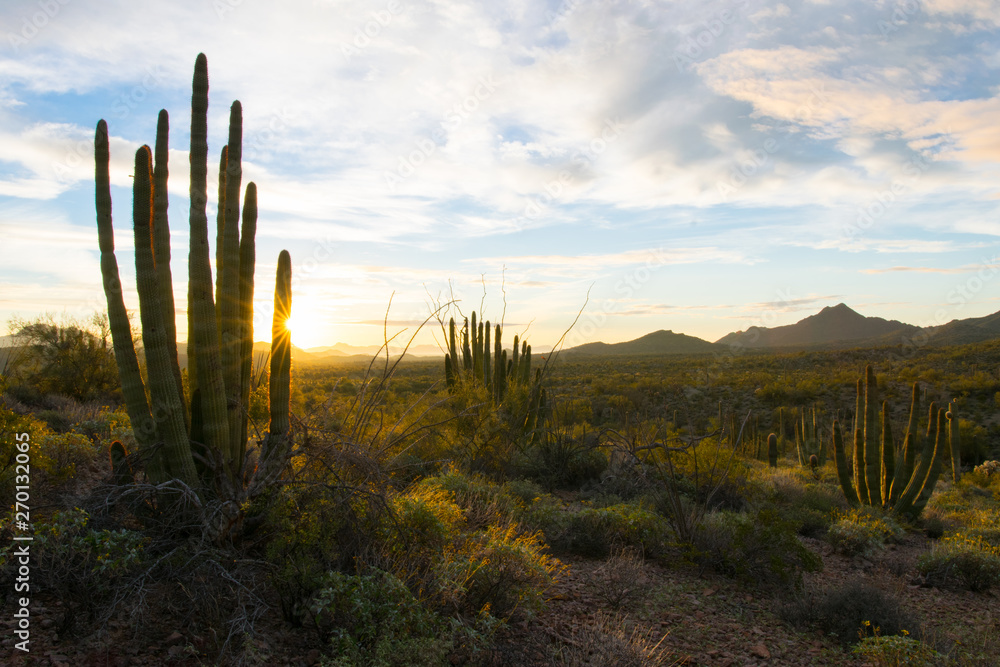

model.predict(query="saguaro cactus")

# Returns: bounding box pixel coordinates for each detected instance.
[95,54,293,516]
[767,433,778,467]
[831,366,945,520]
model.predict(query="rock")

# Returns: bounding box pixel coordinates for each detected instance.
[750,643,771,659]
[306,648,321,666]
[164,631,185,647]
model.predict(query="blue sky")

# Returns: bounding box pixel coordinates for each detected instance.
[0,0,998,351]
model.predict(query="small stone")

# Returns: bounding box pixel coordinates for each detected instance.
[164,631,185,647]
[751,643,771,659]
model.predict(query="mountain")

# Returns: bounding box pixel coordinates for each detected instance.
[921,310,1000,347]
[714,303,920,350]
[563,329,717,356]
[305,342,443,358]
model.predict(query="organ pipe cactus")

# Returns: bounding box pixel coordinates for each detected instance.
[767,433,778,468]
[831,366,945,520]
[443,312,547,439]
[95,54,293,516]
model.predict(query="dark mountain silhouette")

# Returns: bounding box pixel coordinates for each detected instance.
[919,310,1000,347]
[562,329,716,356]
[714,303,920,350]
[561,304,1000,356]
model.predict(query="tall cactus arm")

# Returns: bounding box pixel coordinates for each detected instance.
[237,182,257,463]
[187,53,231,469]
[907,407,946,520]
[95,120,160,474]
[132,146,198,486]
[889,382,921,505]
[880,400,895,508]
[219,101,244,464]
[768,433,778,468]
[448,318,459,384]
[853,426,869,506]
[152,109,186,422]
[832,421,859,507]
[948,403,960,483]
[895,404,942,520]
[863,365,881,506]
[461,318,472,372]
[483,321,491,389]
[214,144,228,333]
[267,250,292,443]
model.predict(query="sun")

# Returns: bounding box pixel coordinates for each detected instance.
[280,309,327,349]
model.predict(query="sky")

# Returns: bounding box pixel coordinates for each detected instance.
[0,0,998,352]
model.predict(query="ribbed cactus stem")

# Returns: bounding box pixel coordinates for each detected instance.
[832,421,859,507]
[152,109,186,423]
[237,182,257,461]
[768,433,778,467]
[448,318,459,383]
[219,101,244,466]
[863,365,881,506]
[483,321,491,389]
[214,144,227,334]
[132,145,197,486]
[94,120,159,473]
[188,52,231,472]
[268,250,292,442]
[853,427,868,505]
[880,400,895,508]
[908,407,946,520]
[890,382,921,505]
[948,404,960,482]
[895,403,941,520]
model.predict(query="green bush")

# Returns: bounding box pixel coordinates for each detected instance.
[852,626,939,666]
[694,507,822,590]
[917,534,1000,592]
[826,508,905,558]
[780,578,919,646]
[0,509,147,634]
[311,569,450,667]
[543,502,670,558]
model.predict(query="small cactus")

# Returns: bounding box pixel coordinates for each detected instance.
[109,440,133,486]
[767,433,778,467]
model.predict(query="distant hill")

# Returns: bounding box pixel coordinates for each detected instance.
[715,303,920,350]
[921,310,1000,347]
[563,329,717,356]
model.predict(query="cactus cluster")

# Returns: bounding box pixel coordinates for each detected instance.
[443,312,547,438]
[831,365,956,520]
[795,406,827,468]
[96,54,292,500]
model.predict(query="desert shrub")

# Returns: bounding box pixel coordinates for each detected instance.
[557,611,676,666]
[264,483,386,623]
[417,469,521,530]
[852,625,939,667]
[432,524,564,621]
[0,509,147,635]
[544,502,670,558]
[780,578,919,645]
[518,432,607,490]
[693,506,821,590]
[917,534,1000,592]
[826,507,905,558]
[310,569,451,667]
[592,547,648,610]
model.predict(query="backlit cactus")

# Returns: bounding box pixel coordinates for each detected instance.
[95,54,293,507]
[831,366,945,520]
[443,312,547,440]
[768,433,778,468]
